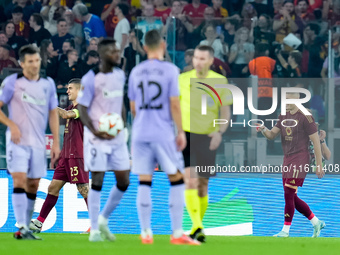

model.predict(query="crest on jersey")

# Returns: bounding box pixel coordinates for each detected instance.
[286,127,292,136]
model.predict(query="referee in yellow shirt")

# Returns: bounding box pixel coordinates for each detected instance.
[179,45,232,242]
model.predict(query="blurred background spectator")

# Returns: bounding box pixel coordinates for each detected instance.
[101,0,120,38]
[229,27,255,78]
[183,0,208,27]
[114,3,131,57]
[0,44,18,74]
[51,18,73,53]
[72,3,106,45]
[136,3,163,44]
[154,0,171,23]
[199,24,228,61]
[273,0,303,45]
[5,0,42,22]
[4,21,28,59]
[40,38,59,79]
[28,13,51,46]
[11,6,30,39]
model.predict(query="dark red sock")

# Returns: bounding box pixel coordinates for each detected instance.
[284,186,296,225]
[294,194,313,219]
[84,198,88,208]
[37,194,58,223]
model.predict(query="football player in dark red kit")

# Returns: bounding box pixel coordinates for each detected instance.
[30,79,89,233]
[257,92,325,238]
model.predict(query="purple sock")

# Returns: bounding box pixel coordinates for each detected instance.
[88,189,101,230]
[137,184,151,230]
[169,182,185,231]
[12,188,27,227]
[38,194,58,223]
[101,186,125,219]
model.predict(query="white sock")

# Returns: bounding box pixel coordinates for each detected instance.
[141,228,153,238]
[88,189,101,231]
[172,229,184,238]
[12,192,27,227]
[310,216,319,226]
[282,224,290,233]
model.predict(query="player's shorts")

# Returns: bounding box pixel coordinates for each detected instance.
[282,151,310,187]
[131,140,184,175]
[84,139,130,172]
[53,157,88,184]
[6,141,46,179]
[182,132,217,178]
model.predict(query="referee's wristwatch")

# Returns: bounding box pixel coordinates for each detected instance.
[320,139,325,144]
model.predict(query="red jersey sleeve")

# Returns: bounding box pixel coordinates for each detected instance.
[275,114,283,130]
[302,113,318,136]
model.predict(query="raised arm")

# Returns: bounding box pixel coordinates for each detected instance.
[257,125,281,140]
[101,0,118,21]
[276,51,289,69]
[57,107,78,119]
[273,19,285,31]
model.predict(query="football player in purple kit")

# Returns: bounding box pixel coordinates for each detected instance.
[78,38,130,242]
[30,78,89,233]
[257,92,326,238]
[128,30,200,245]
[0,45,60,240]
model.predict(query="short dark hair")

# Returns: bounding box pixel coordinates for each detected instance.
[66,49,77,56]
[289,50,302,65]
[98,38,117,52]
[283,0,294,5]
[12,6,23,14]
[297,0,309,4]
[19,44,40,62]
[195,45,214,57]
[87,50,99,58]
[68,78,81,89]
[255,43,270,57]
[185,49,194,57]
[306,23,320,35]
[31,13,44,27]
[85,50,99,62]
[117,3,129,16]
[68,78,81,85]
[63,38,75,49]
[224,18,239,30]
[57,18,67,24]
[144,29,161,49]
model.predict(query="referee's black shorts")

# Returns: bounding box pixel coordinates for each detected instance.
[182,131,217,178]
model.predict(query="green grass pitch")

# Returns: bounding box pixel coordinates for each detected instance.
[1,233,340,255]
